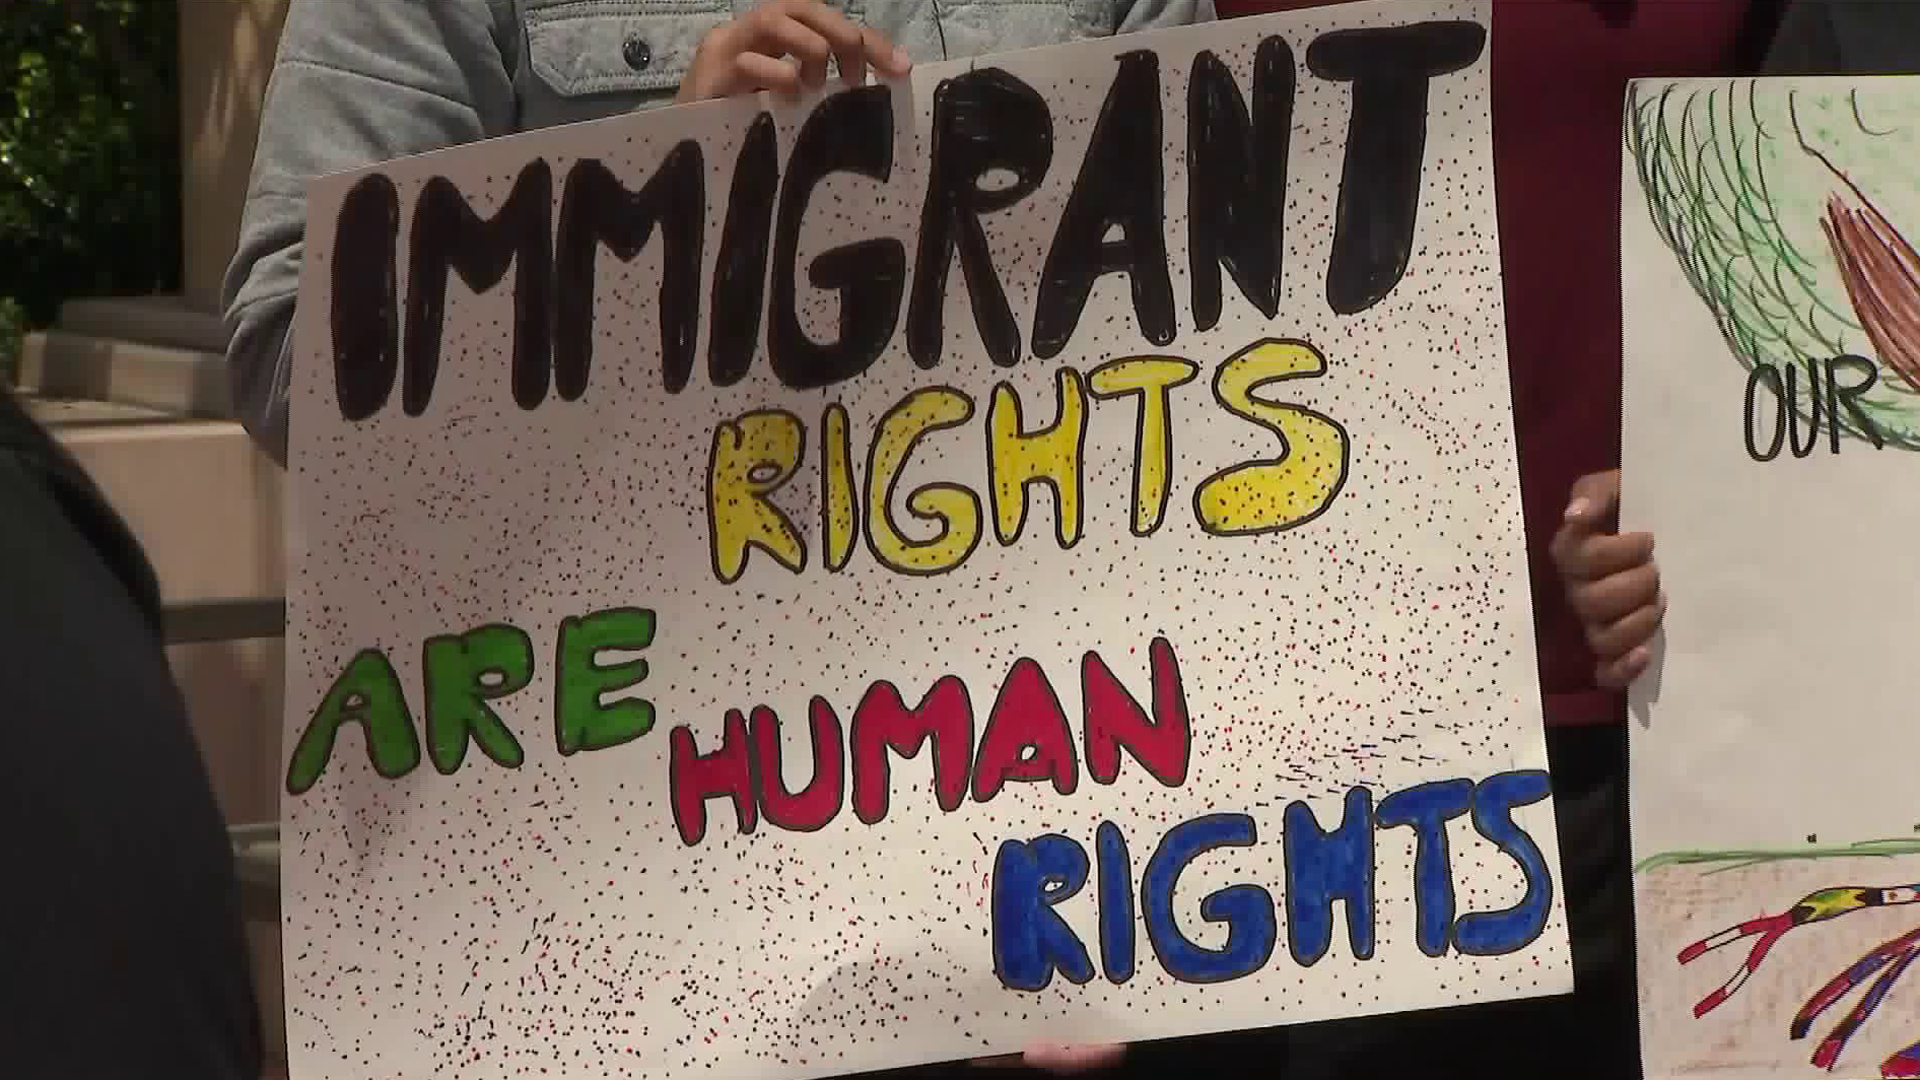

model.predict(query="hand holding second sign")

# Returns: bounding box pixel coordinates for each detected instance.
[1551,469,1666,690]
[675,0,914,104]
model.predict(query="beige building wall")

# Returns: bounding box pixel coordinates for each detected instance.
[179,0,289,312]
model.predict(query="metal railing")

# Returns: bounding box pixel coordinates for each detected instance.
[162,596,286,644]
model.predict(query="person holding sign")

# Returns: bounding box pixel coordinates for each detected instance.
[222,0,1212,468]
[228,1,1207,1077]
[1102,2,1774,1079]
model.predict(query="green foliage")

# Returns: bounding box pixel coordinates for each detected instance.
[0,296,22,381]
[0,0,179,331]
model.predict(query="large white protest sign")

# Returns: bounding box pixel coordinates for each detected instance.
[1623,75,1920,1080]
[284,3,1568,1075]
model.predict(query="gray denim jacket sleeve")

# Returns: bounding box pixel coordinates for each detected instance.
[223,0,521,465]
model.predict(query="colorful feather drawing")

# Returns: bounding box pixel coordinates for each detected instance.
[1678,885,1920,1076]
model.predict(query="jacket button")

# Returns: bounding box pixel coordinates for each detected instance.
[622,35,652,71]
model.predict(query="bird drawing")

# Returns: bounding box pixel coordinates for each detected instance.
[1679,885,1920,1076]
[1627,78,1920,449]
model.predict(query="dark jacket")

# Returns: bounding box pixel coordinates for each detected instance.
[0,389,263,1080]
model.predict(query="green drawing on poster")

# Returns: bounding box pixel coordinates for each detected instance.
[1637,836,1920,875]
[1627,79,1920,451]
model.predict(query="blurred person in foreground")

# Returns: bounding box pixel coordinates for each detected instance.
[0,385,262,1078]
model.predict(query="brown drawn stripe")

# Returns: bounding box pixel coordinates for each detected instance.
[1823,193,1920,393]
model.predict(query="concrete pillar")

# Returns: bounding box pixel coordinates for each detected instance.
[177,0,289,312]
